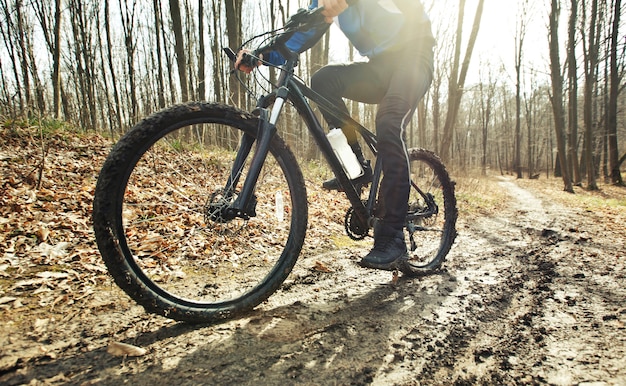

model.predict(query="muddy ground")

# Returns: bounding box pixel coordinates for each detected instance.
[1,129,625,385]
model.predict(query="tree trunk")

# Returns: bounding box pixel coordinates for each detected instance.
[607,0,623,185]
[524,91,533,179]
[0,0,24,114]
[198,0,206,101]
[169,0,189,102]
[52,0,62,119]
[548,0,574,193]
[514,0,527,179]
[118,0,138,123]
[440,0,485,164]
[567,0,581,185]
[225,0,242,107]
[68,0,90,128]
[94,6,114,135]
[153,0,167,108]
[581,0,599,190]
[211,0,223,103]
[479,77,493,176]
[431,65,442,153]
[15,0,32,112]
[105,0,123,131]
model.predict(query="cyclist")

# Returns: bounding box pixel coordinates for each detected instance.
[236,0,435,271]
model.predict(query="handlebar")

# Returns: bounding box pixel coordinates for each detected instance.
[224,7,328,68]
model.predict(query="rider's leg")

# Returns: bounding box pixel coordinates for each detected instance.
[311,63,386,189]
[311,62,387,145]
[360,45,434,270]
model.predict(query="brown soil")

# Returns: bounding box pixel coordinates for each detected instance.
[1,127,625,385]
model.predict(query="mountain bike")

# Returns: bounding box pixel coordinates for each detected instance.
[92,7,457,323]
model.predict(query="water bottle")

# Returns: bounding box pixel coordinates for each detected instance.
[275,191,284,222]
[326,128,363,179]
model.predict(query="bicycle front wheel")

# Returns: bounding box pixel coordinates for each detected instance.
[93,102,308,323]
[401,148,457,275]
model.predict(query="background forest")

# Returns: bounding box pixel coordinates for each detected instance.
[0,0,624,190]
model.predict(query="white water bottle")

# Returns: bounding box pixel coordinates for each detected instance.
[327,128,363,179]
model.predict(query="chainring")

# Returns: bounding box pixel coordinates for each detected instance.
[344,205,370,240]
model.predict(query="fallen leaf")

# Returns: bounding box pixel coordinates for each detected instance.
[34,318,50,334]
[0,296,17,305]
[107,341,147,357]
[312,261,333,273]
[36,226,50,242]
[36,271,70,280]
[35,242,71,259]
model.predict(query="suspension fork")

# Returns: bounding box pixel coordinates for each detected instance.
[226,87,289,219]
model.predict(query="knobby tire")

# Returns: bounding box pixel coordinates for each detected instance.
[93,102,308,323]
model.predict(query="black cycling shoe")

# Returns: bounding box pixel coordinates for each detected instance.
[360,224,408,271]
[322,161,372,191]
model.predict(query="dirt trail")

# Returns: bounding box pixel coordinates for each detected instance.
[1,176,625,385]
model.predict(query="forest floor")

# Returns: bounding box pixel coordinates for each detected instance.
[1,125,625,386]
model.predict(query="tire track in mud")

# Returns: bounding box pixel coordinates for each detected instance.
[368,178,563,385]
[382,178,625,385]
[411,223,561,385]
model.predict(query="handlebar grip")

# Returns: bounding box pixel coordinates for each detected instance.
[223,48,259,69]
[242,51,260,68]
[223,47,237,62]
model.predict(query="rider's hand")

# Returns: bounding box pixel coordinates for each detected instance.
[235,50,263,74]
[319,0,349,23]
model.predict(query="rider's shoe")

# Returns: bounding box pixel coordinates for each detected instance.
[360,223,408,271]
[322,160,372,191]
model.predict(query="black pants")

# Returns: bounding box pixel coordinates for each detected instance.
[311,42,434,230]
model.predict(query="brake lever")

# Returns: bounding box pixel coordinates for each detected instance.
[284,7,326,30]
[223,47,260,74]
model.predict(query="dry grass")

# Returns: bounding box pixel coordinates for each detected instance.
[454,174,510,218]
[516,176,626,212]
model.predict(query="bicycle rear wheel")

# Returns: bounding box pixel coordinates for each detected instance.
[400,148,457,276]
[93,102,308,323]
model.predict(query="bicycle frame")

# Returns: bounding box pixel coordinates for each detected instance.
[223,14,438,228]
[226,57,379,227]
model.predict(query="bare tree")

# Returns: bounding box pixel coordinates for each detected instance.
[548,0,574,192]
[606,0,623,185]
[478,66,495,176]
[170,0,189,102]
[580,0,600,190]
[52,0,62,119]
[104,0,123,130]
[198,0,206,101]
[31,0,62,118]
[67,0,98,129]
[225,0,242,107]
[440,0,485,164]
[0,0,27,113]
[211,0,224,103]
[118,0,139,123]
[567,0,582,185]
[514,0,530,179]
[524,82,541,178]
[153,0,167,108]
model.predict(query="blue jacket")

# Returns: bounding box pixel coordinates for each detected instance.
[266,0,433,65]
